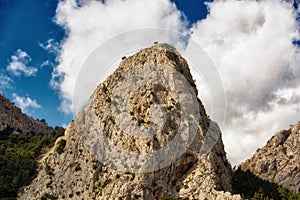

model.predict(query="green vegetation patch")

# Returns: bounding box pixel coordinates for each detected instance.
[56,139,66,154]
[233,167,300,200]
[0,126,65,199]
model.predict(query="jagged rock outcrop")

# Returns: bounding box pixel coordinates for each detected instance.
[0,94,53,134]
[241,122,300,192]
[19,43,240,199]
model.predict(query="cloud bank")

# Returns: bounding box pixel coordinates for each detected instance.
[6,49,38,77]
[51,0,300,165]
[190,0,300,164]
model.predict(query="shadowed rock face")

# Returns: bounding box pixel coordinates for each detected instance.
[241,122,300,192]
[0,94,53,134]
[19,43,240,200]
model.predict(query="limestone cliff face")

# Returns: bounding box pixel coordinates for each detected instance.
[241,122,300,192]
[19,44,240,199]
[0,94,53,134]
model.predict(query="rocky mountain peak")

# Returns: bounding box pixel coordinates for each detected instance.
[0,94,53,134]
[20,43,240,199]
[241,121,300,192]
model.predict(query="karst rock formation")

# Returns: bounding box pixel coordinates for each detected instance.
[0,94,53,134]
[241,122,300,192]
[19,43,240,199]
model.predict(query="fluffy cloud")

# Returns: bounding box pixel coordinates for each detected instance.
[190,0,300,165]
[51,0,300,165]
[51,0,186,113]
[6,49,38,77]
[12,93,42,113]
[0,74,13,92]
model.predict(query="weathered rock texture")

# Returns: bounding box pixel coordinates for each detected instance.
[0,94,53,134]
[19,43,240,199]
[241,122,300,192]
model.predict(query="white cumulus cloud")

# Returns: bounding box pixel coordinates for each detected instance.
[7,49,38,77]
[51,0,187,113]
[51,0,300,165]
[190,0,300,165]
[12,93,42,113]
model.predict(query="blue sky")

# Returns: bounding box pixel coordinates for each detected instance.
[0,0,210,127]
[0,0,66,126]
[0,0,299,165]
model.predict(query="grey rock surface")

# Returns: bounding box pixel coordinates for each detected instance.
[0,94,53,134]
[19,43,240,199]
[241,122,300,192]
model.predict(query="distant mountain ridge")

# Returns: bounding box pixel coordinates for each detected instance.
[0,93,54,134]
[241,122,300,192]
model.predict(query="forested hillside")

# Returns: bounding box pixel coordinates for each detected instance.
[0,126,65,200]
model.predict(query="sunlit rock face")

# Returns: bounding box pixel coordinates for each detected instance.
[19,44,240,200]
[0,94,53,134]
[241,122,300,193]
